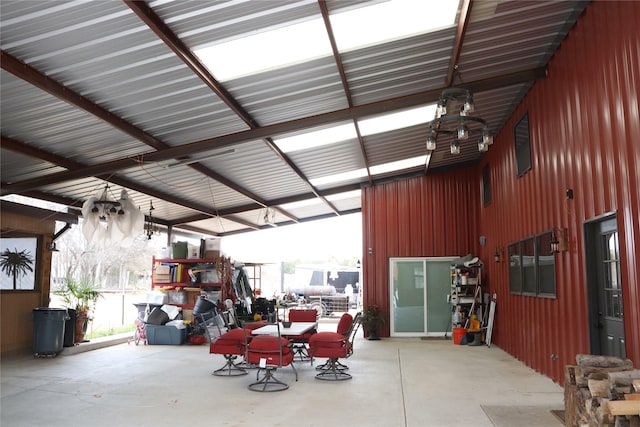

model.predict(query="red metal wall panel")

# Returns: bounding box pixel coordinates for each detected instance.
[361,0,639,385]
[362,169,480,336]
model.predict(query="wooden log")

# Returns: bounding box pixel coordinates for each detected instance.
[576,354,634,369]
[590,379,612,397]
[566,366,580,427]
[627,395,640,401]
[608,401,640,416]
[634,380,640,392]
[610,370,640,387]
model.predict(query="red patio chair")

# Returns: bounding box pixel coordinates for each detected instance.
[308,312,361,381]
[246,323,297,392]
[208,327,249,376]
[284,308,318,361]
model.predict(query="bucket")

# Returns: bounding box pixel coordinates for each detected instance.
[193,296,216,315]
[452,327,467,345]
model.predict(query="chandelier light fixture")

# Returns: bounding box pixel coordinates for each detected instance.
[81,184,144,248]
[425,87,494,154]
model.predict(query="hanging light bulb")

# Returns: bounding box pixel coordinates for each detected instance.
[426,135,436,151]
[436,100,447,118]
[478,141,489,152]
[450,139,460,154]
[464,94,474,113]
[457,123,469,140]
[483,128,494,145]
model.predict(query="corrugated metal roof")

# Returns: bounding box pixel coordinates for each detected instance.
[1,0,589,236]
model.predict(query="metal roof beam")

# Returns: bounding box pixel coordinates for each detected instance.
[125,0,336,218]
[0,67,546,195]
[319,0,373,187]
[445,0,474,87]
[1,136,248,225]
[0,49,297,221]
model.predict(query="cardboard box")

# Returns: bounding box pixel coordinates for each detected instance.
[204,250,220,259]
[186,289,202,306]
[154,273,171,283]
[182,309,193,323]
[155,265,171,275]
[146,324,186,345]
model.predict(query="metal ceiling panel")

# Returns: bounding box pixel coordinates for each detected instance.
[1,0,589,236]
[224,56,349,127]
[286,137,365,181]
[207,140,312,202]
[0,71,150,164]
[0,149,65,184]
[1,0,246,147]
[183,216,249,236]
[116,163,255,212]
[342,28,457,106]
[457,0,589,81]
[364,125,428,166]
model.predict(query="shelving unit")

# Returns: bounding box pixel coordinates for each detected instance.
[151,256,233,310]
[450,264,483,329]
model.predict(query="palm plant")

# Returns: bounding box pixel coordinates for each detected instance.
[54,276,102,315]
[0,248,34,290]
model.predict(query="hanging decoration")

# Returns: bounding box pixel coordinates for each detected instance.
[81,184,144,248]
[144,201,160,240]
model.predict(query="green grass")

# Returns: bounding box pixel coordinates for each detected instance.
[86,325,135,339]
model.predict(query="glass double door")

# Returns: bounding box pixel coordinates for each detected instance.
[389,257,454,337]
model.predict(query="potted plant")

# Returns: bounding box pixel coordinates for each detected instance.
[361,304,385,340]
[53,277,102,343]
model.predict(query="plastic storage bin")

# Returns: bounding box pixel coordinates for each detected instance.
[32,308,69,357]
[146,324,186,345]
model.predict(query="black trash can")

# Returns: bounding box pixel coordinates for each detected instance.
[32,308,69,357]
[63,308,76,347]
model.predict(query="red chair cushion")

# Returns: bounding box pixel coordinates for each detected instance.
[336,313,353,336]
[209,328,247,354]
[288,309,317,322]
[246,335,293,365]
[309,332,347,358]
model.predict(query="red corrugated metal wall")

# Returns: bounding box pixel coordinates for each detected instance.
[361,0,639,385]
[362,169,480,336]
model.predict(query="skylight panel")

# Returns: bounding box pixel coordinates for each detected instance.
[280,198,323,210]
[369,155,427,175]
[310,168,368,187]
[311,155,427,187]
[194,18,332,82]
[326,189,361,202]
[358,105,437,136]
[274,123,357,153]
[330,0,459,52]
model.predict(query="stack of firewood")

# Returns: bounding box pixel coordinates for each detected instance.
[565,354,640,427]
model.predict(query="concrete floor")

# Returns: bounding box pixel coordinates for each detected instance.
[1,324,564,427]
